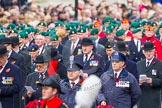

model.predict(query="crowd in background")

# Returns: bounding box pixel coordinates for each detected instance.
[0,0,162,108]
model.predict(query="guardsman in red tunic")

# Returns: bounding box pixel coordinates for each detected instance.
[25,75,68,108]
[141,25,162,60]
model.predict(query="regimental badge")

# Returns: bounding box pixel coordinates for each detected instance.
[114,51,119,56]
[152,69,157,76]
[2,77,14,85]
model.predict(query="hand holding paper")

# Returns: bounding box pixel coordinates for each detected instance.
[139,74,147,85]
[25,86,36,93]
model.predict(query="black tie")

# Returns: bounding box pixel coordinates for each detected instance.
[84,55,88,65]
[114,73,117,79]
[71,82,75,89]
[146,61,150,67]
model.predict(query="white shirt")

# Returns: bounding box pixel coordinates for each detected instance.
[8,50,12,58]
[20,44,26,50]
[26,41,30,47]
[146,57,154,67]
[134,39,141,52]
[83,51,93,62]
[55,44,59,49]
[71,38,80,50]
[38,45,44,55]
[0,60,8,74]
[95,38,99,44]
[69,78,80,88]
[114,69,122,78]
[15,48,20,53]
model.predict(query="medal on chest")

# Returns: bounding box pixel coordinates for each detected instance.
[2,77,14,85]
[116,81,130,87]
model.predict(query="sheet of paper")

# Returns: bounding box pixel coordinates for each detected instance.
[25,86,36,92]
[139,74,147,82]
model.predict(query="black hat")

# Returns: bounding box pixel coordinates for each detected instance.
[111,51,126,62]
[105,41,114,48]
[0,45,8,57]
[34,54,49,63]
[67,61,83,71]
[2,37,12,44]
[113,41,127,51]
[82,38,94,46]
[10,37,20,46]
[143,42,155,51]
[45,47,62,60]
[39,75,63,94]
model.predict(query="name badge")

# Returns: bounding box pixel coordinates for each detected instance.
[116,81,130,87]
[90,60,98,66]
[152,69,157,76]
[2,77,14,85]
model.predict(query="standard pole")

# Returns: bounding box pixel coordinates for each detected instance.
[75,0,78,20]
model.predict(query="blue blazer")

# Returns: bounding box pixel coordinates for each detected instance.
[74,52,105,77]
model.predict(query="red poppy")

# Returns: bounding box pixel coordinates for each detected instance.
[11,61,16,64]
[78,78,85,85]
[90,55,94,60]
[152,61,156,65]
[43,75,46,79]
[6,68,10,73]
[96,105,114,108]
[115,78,120,82]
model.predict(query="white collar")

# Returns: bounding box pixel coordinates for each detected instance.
[84,51,93,61]
[55,44,59,49]
[15,48,20,53]
[95,37,99,44]
[134,39,140,43]
[146,57,154,65]
[73,38,79,45]
[114,69,123,78]
[69,78,80,87]
[0,60,8,73]
[8,50,12,58]
[26,41,30,47]
[39,45,44,55]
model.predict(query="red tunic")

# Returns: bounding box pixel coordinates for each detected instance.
[40,96,63,108]
[25,96,64,108]
[141,36,162,60]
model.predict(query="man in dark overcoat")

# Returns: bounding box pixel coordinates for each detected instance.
[137,42,162,108]
[0,45,23,108]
